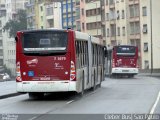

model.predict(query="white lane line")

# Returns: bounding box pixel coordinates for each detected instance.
[66,100,74,104]
[28,116,38,120]
[148,91,160,120]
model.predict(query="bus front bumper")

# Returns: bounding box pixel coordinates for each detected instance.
[112,67,138,74]
[16,81,77,93]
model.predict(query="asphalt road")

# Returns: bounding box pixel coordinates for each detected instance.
[0,75,160,120]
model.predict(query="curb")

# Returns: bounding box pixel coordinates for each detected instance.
[0,93,25,99]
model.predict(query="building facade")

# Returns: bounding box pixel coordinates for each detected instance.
[140,0,160,70]
[0,0,28,76]
[85,0,102,38]
[61,0,76,29]
[0,0,5,70]
[103,0,160,70]
[75,0,86,32]
[26,0,62,30]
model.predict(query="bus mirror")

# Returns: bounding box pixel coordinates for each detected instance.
[15,36,18,42]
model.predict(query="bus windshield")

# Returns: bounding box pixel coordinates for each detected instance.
[22,31,68,54]
[116,46,136,56]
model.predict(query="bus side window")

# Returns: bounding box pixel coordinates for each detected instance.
[82,41,85,67]
[92,44,94,66]
[79,41,81,68]
[84,41,86,66]
[75,41,79,69]
[95,45,97,65]
[86,42,88,65]
[80,41,83,67]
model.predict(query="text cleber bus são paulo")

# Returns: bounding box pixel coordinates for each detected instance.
[107,45,139,78]
[15,29,106,99]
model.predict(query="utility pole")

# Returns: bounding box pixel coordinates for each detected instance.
[150,0,153,74]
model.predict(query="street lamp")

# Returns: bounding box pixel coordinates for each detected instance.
[90,1,98,36]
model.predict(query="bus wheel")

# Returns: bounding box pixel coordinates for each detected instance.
[28,93,44,99]
[80,72,85,97]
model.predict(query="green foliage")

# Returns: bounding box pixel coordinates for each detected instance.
[3,9,27,38]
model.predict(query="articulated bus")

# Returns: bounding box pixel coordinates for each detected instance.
[15,29,105,98]
[107,45,138,78]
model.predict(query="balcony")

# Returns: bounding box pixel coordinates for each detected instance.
[129,17,140,22]
[129,34,141,39]
[129,0,139,5]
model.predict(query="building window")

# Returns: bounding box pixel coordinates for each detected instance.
[122,27,125,36]
[110,8,116,20]
[117,10,120,20]
[41,16,43,21]
[81,8,84,16]
[122,10,125,19]
[144,42,148,52]
[82,22,85,30]
[144,60,149,69]
[129,4,139,18]
[107,28,110,37]
[106,13,109,21]
[130,39,141,52]
[109,0,115,5]
[143,24,147,33]
[46,7,53,16]
[106,0,108,5]
[142,6,147,16]
[111,40,117,46]
[130,22,140,35]
[40,6,43,11]
[117,27,120,36]
[110,24,116,37]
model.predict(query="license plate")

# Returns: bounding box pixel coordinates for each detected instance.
[40,77,50,80]
[122,70,129,72]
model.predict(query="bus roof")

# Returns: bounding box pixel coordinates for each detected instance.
[75,31,103,46]
[17,29,67,33]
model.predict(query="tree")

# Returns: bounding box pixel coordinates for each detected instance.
[3,9,27,38]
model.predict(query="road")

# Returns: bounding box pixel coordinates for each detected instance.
[0,75,160,120]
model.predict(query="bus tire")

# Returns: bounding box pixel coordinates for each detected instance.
[28,92,44,99]
[80,72,85,97]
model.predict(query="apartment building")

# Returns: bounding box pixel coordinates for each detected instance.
[75,0,86,32]
[85,0,102,38]
[61,0,76,29]
[0,0,28,76]
[26,0,62,30]
[140,0,160,70]
[103,0,160,70]
[0,0,5,70]
[103,0,141,67]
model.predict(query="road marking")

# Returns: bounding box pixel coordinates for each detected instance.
[66,100,74,104]
[148,91,160,120]
[28,116,38,120]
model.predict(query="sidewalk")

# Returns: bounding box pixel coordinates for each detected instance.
[138,73,160,78]
[0,80,22,99]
